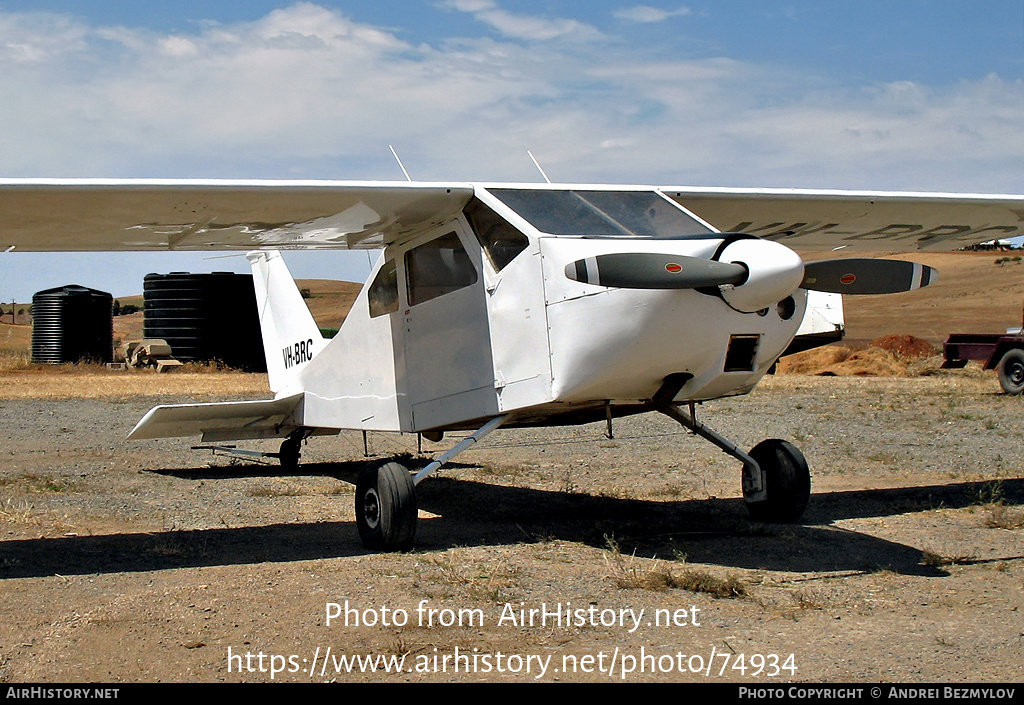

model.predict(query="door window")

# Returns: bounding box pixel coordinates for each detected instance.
[405,231,478,306]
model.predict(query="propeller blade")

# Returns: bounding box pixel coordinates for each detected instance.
[801,258,937,294]
[564,253,747,289]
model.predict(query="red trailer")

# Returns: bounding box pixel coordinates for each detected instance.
[942,333,1024,394]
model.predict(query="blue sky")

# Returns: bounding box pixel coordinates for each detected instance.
[1,1,1022,300]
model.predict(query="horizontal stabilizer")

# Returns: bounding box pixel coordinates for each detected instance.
[802,258,936,295]
[128,394,304,442]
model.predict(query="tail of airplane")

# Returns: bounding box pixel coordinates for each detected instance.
[247,250,326,395]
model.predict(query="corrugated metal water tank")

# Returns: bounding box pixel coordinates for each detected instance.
[143,272,266,371]
[31,285,113,364]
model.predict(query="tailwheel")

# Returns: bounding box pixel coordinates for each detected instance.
[356,461,417,551]
[278,434,302,472]
[743,439,810,523]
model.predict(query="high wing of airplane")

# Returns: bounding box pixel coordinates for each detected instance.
[3,178,1023,551]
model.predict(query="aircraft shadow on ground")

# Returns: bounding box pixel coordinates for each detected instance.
[1,464,1020,581]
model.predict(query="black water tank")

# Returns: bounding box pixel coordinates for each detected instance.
[143,272,265,371]
[31,285,113,364]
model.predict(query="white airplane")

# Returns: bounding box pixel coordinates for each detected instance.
[4,179,1023,550]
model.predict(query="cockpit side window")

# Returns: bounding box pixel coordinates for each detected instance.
[464,197,529,272]
[405,231,478,306]
[367,258,399,318]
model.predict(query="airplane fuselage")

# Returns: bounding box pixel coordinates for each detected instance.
[294,185,807,433]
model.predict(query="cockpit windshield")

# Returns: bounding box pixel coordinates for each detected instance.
[486,188,716,239]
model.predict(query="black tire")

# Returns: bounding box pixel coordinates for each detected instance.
[356,462,417,551]
[278,435,302,472]
[997,349,1024,395]
[744,439,810,523]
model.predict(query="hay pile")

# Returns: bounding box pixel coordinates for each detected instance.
[872,334,939,360]
[777,335,941,377]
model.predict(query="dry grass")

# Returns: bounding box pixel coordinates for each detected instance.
[670,570,747,598]
[0,323,32,356]
[778,345,916,377]
[791,588,826,610]
[295,279,361,331]
[148,534,210,560]
[607,554,675,590]
[921,550,977,567]
[0,349,31,372]
[0,498,39,525]
[757,373,996,396]
[422,555,522,602]
[22,474,75,494]
[604,537,746,597]
[0,366,269,399]
[0,306,276,399]
[245,480,352,497]
[983,505,1024,530]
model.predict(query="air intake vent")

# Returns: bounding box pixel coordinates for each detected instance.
[724,335,760,372]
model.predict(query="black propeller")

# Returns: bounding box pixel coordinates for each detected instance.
[801,258,937,294]
[564,252,937,296]
[564,253,747,289]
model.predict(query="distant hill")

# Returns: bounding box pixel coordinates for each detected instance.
[294,279,362,331]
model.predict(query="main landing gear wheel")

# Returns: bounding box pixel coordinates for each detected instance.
[744,439,810,523]
[997,348,1024,395]
[278,435,302,472]
[356,461,417,551]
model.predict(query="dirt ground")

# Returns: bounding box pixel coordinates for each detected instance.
[0,370,1021,683]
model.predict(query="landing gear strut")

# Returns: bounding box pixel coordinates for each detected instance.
[657,400,810,523]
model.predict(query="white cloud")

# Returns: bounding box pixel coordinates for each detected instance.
[0,12,91,63]
[443,0,495,12]
[440,0,602,41]
[0,2,1020,195]
[158,36,199,57]
[614,6,692,24]
[2,3,1024,299]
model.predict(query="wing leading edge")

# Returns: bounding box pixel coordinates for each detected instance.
[0,179,472,252]
[2,179,1022,254]
[664,186,1024,252]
